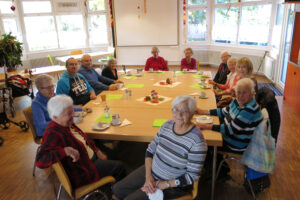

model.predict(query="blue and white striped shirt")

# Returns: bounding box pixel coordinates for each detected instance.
[146,120,207,186]
[211,98,263,152]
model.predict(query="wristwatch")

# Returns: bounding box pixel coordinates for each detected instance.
[174,179,180,186]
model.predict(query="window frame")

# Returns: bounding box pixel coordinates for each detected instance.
[210,0,276,50]
[0,0,112,55]
[184,0,211,45]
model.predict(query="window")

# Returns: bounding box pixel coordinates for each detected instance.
[272,4,284,49]
[87,0,108,46]
[0,0,22,41]
[212,0,273,47]
[186,0,208,42]
[0,0,111,53]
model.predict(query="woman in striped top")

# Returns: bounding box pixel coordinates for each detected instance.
[112,95,207,200]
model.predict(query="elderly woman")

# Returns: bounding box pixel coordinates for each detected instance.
[36,95,125,190]
[112,95,207,200]
[32,74,87,137]
[181,48,197,71]
[210,57,241,96]
[102,58,119,80]
[236,57,258,97]
[197,78,263,153]
[145,46,168,71]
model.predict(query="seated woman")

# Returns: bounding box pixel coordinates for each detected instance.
[36,95,126,189]
[32,74,88,138]
[102,58,119,80]
[237,57,258,97]
[145,46,168,71]
[197,78,263,153]
[210,58,240,96]
[181,48,197,71]
[112,95,207,200]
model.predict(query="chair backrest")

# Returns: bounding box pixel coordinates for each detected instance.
[48,55,54,66]
[192,180,199,199]
[71,50,83,55]
[23,106,40,144]
[197,60,200,71]
[52,161,74,198]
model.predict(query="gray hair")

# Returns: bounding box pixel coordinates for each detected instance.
[35,74,54,89]
[221,51,231,57]
[151,46,159,53]
[108,58,117,66]
[235,78,255,94]
[172,95,197,114]
[47,95,73,119]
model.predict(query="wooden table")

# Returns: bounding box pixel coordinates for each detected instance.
[78,71,222,200]
[55,50,114,64]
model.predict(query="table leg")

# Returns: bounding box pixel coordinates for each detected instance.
[211,146,217,200]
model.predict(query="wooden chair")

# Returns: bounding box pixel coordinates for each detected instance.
[171,180,199,200]
[197,60,200,71]
[52,161,115,200]
[70,50,83,55]
[48,55,54,66]
[23,106,41,176]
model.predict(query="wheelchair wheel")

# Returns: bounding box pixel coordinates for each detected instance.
[19,121,29,132]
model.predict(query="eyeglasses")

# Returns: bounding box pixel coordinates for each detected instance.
[172,108,189,115]
[40,85,55,90]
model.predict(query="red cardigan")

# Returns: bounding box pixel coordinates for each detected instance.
[36,121,100,189]
[181,58,197,71]
[145,56,168,71]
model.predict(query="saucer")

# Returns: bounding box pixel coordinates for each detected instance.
[111,120,122,126]
[92,122,110,131]
[199,95,208,99]
[135,74,143,77]
[196,116,213,124]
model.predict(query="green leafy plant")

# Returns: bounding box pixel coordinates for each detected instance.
[0,33,23,69]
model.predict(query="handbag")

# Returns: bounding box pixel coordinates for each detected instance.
[241,119,276,173]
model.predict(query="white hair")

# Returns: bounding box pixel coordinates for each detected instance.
[172,95,197,114]
[151,46,159,53]
[35,74,54,89]
[235,78,255,94]
[47,95,73,119]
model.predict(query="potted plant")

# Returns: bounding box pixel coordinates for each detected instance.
[0,33,23,72]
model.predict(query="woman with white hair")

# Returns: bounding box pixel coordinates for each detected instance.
[102,58,120,80]
[144,46,168,71]
[36,95,126,190]
[112,95,207,200]
[32,74,86,138]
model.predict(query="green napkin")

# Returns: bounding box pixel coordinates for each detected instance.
[94,113,112,124]
[155,71,165,74]
[106,94,123,100]
[152,119,168,127]
[123,76,137,80]
[176,71,184,76]
[192,75,203,79]
[190,84,202,89]
[126,84,144,88]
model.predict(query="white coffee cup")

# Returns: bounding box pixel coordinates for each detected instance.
[200,91,206,97]
[112,114,120,125]
[73,112,83,124]
[149,68,154,72]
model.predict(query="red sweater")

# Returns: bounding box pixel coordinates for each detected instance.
[145,56,168,71]
[181,58,197,71]
[36,121,100,189]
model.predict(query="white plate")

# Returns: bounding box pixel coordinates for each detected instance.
[111,120,122,126]
[196,116,213,124]
[92,123,110,131]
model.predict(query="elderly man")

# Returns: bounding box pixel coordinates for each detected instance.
[36,95,126,190]
[113,95,207,200]
[212,51,231,84]
[32,74,87,137]
[197,78,263,180]
[78,54,123,95]
[56,58,96,105]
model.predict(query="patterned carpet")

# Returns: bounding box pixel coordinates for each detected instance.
[258,83,283,96]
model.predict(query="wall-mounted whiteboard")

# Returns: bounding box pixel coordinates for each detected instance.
[114,0,178,46]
